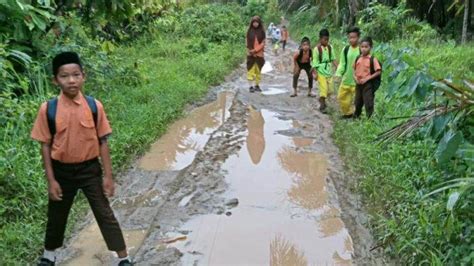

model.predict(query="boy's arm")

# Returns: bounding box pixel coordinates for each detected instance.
[100,140,115,197]
[41,143,62,201]
[353,64,359,84]
[335,48,345,77]
[95,100,115,197]
[331,45,338,68]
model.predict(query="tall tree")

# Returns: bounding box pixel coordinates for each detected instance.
[462,0,469,43]
[348,0,358,26]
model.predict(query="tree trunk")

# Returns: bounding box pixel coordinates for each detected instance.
[335,0,340,27]
[348,0,358,26]
[462,0,469,43]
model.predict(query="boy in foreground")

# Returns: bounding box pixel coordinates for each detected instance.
[31,52,132,266]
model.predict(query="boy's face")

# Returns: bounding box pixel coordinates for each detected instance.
[348,32,359,46]
[53,64,85,98]
[301,42,310,51]
[360,42,371,55]
[252,21,259,28]
[320,36,329,46]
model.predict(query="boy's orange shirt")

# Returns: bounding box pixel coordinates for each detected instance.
[31,92,112,163]
[354,55,381,81]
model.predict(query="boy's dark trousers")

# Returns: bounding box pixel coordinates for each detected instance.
[45,158,126,252]
[293,62,313,89]
[282,40,287,50]
[354,82,375,118]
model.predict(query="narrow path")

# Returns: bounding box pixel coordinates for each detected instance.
[58,40,385,265]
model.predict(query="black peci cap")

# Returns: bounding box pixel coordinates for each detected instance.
[52,52,82,76]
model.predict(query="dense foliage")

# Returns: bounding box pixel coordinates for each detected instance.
[0,2,245,263]
[290,2,473,264]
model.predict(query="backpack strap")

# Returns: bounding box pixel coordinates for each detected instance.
[46,95,98,143]
[328,45,332,61]
[354,55,361,66]
[85,95,98,126]
[317,44,323,63]
[342,45,350,75]
[46,98,58,137]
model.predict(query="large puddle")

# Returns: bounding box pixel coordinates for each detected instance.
[171,109,353,265]
[139,91,234,171]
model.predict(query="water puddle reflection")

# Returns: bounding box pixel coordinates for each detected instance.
[262,87,288,95]
[139,91,234,171]
[172,109,353,265]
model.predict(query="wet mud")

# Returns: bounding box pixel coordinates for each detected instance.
[58,40,387,265]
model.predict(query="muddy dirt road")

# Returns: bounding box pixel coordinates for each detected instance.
[57,40,385,265]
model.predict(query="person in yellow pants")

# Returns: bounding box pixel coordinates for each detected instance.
[335,26,361,118]
[246,16,266,93]
[312,29,337,113]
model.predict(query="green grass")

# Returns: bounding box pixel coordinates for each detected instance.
[0,30,244,264]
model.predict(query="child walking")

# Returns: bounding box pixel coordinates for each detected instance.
[353,37,382,118]
[291,37,314,97]
[281,26,289,51]
[335,26,361,119]
[312,29,338,113]
[272,26,282,55]
[31,52,132,266]
[246,16,266,93]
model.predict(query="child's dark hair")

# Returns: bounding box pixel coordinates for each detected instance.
[319,29,330,38]
[346,26,360,36]
[360,36,373,47]
[301,36,310,45]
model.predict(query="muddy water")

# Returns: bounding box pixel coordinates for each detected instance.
[139,91,234,171]
[64,222,147,265]
[171,109,353,265]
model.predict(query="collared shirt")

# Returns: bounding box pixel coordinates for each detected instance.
[335,45,360,86]
[312,44,335,77]
[31,92,112,163]
[354,55,381,80]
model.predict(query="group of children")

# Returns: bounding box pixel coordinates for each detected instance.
[267,22,289,54]
[247,16,382,118]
